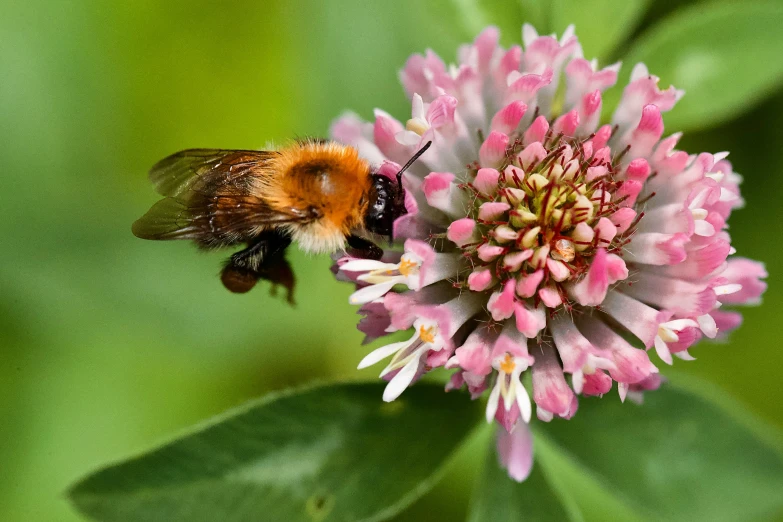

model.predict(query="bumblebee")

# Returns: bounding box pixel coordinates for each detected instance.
[132,140,431,302]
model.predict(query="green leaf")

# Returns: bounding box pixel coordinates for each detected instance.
[425,0,550,45]
[536,382,783,522]
[467,427,582,522]
[69,382,482,522]
[549,0,650,60]
[518,0,551,34]
[605,1,783,132]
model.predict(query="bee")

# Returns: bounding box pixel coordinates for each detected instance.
[132,139,432,303]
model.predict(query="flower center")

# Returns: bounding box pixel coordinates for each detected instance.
[459,134,633,308]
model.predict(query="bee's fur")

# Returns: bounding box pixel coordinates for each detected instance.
[254,140,372,253]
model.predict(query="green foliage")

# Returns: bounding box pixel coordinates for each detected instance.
[605,1,783,131]
[549,0,650,60]
[68,380,783,522]
[536,384,783,522]
[69,383,482,522]
[467,440,582,522]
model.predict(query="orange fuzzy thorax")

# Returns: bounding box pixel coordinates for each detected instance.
[258,141,372,253]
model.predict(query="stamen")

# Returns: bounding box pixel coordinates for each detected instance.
[499,353,516,374]
[419,324,437,344]
[398,258,418,276]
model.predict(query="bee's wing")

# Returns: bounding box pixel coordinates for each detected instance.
[148,148,278,197]
[133,149,315,244]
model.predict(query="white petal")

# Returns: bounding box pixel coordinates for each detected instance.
[630,62,649,82]
[383,356,421,402]
[663,319,699,331]
[694,220,716,237]
[675,349,696,361]
[715,283,742,296]
[522,24,538,47]
[560,24,575,43]
[536,407,553,422]
[618,382,628,403]
[349,281,396,305]
[697,314,718,339]
[396,130,422,146]
[357,340,410,369]
[515,382,532,423]
[719,187,738,202]
[689,188,710,210]
[654,336,673,365]
[358,274,392,284]
[571,370,584,395]
[444,355,460,369]
[411,93,425,119]
[340,259,394,272]
[485,381,501,423]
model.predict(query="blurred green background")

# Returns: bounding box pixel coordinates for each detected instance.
[1,1,781,520]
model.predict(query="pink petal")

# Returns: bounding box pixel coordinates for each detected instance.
[516,141,547,169]
[505,69,553,104]
[532,344,576,419]
[538,286,563,307]
[491,101,527,135]
[478,244,506,262]
[625,104,664,160]
[523,115,549,145]
[478,201,511,221]
[610,207,637,234]
[479,131,510,168]
[582,370,613,396]
[601,291,671,348]
[468,268,494,291]
[474,168,501,196]
[553,108,579,136]
[422,171,455,200]
[516,269,544,298]
[624,157,651,182]
[616,179,643,207]
[514,302,546,338]
[487,279,517,321]
[426,95,458,128]
[570,248,610,306]
[496,421,534,482]
[447,218,478,247]
[454,331,493,376]
[719,258,768,305]
[627,232,688,266]
[373,110,409,163]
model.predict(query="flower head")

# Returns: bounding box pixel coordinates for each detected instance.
[331,24,766,481]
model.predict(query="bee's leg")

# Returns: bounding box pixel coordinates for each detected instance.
[220,230,296,304]
[346,234,384,260]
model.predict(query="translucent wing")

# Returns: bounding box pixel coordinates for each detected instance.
[133,149,319,246]
[148,148,277,197]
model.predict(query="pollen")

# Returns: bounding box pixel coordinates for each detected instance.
[499,353,516,374]
[419,324,437,344]
[398,258,418,276]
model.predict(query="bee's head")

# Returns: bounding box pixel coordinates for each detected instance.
[363,141,432,242]
[364,174,403,240]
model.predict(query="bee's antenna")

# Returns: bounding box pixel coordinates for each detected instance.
[396,141,432,187]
